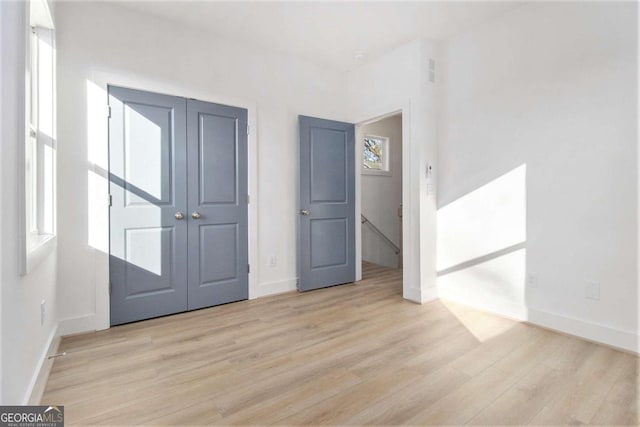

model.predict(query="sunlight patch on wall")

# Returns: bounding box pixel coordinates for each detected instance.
[88,80,166,276]
[437,164,527,271]
[87,169,109,253]
[437,164,528,320]
[87,80,109,253]
[86,80,108,169]
[438,248,527,317]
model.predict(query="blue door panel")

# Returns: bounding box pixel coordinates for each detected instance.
[109,86,188,325]
[187,99,249,310]
[299,116,355,291]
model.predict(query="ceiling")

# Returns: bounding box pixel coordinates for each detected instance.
[116,1,527,72]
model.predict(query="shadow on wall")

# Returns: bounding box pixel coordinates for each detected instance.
[437,165,527,318]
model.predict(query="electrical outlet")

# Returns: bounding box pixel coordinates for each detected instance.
[527,273,538,288]
[586,281,600,300]
[40,300,46,326]
[268,255,277,267]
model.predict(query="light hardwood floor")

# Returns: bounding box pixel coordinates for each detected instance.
[42,263,638,426]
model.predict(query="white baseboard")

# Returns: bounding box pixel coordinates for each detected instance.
[404,286,439,304]
[438,291,638,354]
[24,323,59,405]
[257,278,297,297]
[421,286,439,303]
[404,287,422,303]
[527,308,639,354]
[58,314,96,336]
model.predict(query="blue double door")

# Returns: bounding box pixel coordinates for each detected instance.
[109,86,248,325]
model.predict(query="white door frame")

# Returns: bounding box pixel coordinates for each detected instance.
[354,102,412,301]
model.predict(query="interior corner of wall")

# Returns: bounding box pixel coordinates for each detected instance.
[421,286,439,304]
[404,286,422,304]
[58,314,96,336]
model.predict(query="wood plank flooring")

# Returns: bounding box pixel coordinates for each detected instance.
[42,263,639,426]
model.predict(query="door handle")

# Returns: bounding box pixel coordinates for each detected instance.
[300,209,310,216]
[191,212,202,219]
[174,212,185,220]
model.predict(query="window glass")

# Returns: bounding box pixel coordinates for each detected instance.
[364,136,384,170]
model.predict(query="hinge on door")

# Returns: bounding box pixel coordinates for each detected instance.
[107,105,112,119]
[246,124,250,135]
[109,282,112,295]
[247,194,250,204]
[108,194,113,207]
[247,264,250,273]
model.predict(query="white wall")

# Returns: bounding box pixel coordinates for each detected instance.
[438,2,638,352]
[55,1,350,332]
[348,39,439,303]
[361,115,402,269]
[638,3,640,349]
[0,0,4,405]
[0,1,59,404]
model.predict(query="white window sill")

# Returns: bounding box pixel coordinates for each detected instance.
[362,169,392,177]
[23,234,56,275]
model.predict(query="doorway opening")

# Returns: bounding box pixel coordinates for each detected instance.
[357,112,403,285]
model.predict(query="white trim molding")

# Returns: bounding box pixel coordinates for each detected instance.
[257,278,298,298]
[527,308,639,354]
[24,323,59,405]
[58,314,96,337]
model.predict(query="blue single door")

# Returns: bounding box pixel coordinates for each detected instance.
[298,116,356,291]
[186,99,249,309]
[109,86,189,325]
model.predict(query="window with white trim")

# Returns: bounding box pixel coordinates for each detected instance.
[23,0,56,273]
[362,135,391,176]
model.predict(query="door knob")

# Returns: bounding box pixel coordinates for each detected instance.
[300,209,310,216]
[174,212,185,220]
[191,212,202,219]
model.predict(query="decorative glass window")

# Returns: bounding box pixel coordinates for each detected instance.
[362,135,390,175]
